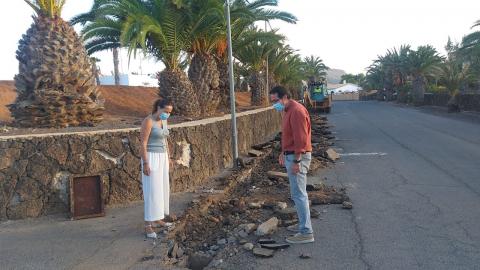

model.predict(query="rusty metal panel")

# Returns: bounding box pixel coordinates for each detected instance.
[70,175,105,220]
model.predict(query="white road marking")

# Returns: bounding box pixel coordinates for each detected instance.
[339,152,387,157]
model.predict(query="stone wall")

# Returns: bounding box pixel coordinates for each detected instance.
[0,108,281,220]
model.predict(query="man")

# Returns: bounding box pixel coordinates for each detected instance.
[269,85,314,244]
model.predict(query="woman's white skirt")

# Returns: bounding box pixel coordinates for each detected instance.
[142,152,169,222]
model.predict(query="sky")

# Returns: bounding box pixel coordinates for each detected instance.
[0,0,479,80]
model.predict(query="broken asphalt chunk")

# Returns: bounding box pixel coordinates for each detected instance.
[257,238,276,244]
[260,243,290,250]
[325,148,340,161]
[253,248,274,258]
[248,149,264,157]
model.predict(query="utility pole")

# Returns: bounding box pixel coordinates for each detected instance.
[265,20,269,101]
[225,0,239,167]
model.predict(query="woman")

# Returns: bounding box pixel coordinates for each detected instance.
[140,99,174,238]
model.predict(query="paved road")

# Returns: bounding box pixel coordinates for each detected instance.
[221,101,480,270]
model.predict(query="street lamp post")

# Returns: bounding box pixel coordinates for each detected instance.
[225,0,239,167]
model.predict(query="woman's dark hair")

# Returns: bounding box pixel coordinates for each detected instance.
[152,99,173,114]
[269,85,290,99]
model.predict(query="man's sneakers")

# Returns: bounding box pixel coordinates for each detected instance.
[286,233,314,244]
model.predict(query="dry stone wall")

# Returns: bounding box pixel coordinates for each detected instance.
[0,108,281,220]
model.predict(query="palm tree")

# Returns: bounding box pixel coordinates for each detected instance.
[439,59,473,95]
[382,45,411,101]
[70,0,122,85]
[186,0,224,116]
[215,0,297,107]
[235,28,285,106]
[405,45,444,105]
[116,0,201,117]
[302,55,328,83]
[9,0,104,127]
[461,20,480,91]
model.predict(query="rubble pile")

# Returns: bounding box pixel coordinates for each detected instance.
[160,114,352,269]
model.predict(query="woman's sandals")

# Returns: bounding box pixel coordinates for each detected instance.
[145,225,157,239]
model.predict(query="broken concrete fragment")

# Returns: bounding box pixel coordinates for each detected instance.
[248,149,264,157]
[275,202,287,210]
[306,183,325,192]
[325,148,340,161]
[248,202,262,209]
[255,217,279,236]
[243,243,254,251]
[342,201,353,209]
[310,209,320,219]
[253,248,274,258]
[217,238,227,245]
[188,252,212,270]
[260,243,290,250]
[267,171,289,181]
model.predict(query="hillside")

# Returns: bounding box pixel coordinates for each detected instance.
[327,68,347,84]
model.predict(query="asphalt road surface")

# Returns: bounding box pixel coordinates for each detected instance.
[220,101,480,270]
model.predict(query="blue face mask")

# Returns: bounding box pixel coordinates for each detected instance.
[160,112,170,120]
[273,102,285,112]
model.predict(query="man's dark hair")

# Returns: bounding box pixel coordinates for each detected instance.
[269,85,290,99]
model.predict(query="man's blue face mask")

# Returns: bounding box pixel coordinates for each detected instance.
[273,102,285,112]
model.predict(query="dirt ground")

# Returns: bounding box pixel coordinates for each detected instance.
[0,81,253,136]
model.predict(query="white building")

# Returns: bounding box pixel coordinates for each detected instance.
[328,83,362,94]
[99,73,158,87]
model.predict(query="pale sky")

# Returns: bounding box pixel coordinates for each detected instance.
[0,0,479,80]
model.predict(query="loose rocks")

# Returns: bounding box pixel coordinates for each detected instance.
[255,217,279,236]
[253,248,274,258]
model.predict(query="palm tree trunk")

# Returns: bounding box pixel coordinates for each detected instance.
[188,54,221,116]
[215,57,230,110]
[412,74,425,105]
[92,64,101,85]
[113,48,120,85]
[158,69,200,117]
[250,71,267,106]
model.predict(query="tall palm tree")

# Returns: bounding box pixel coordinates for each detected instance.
[70,0,122,85]
[302,55,328,83]
[406,45,444,105]
[235,28,284,106]
[215,0,297,107]
[117,0,201,117]
[9,0,104,127]
[382,45,411,101]
[186,0,224,116]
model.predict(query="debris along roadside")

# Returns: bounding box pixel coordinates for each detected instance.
[158,114,350,270]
